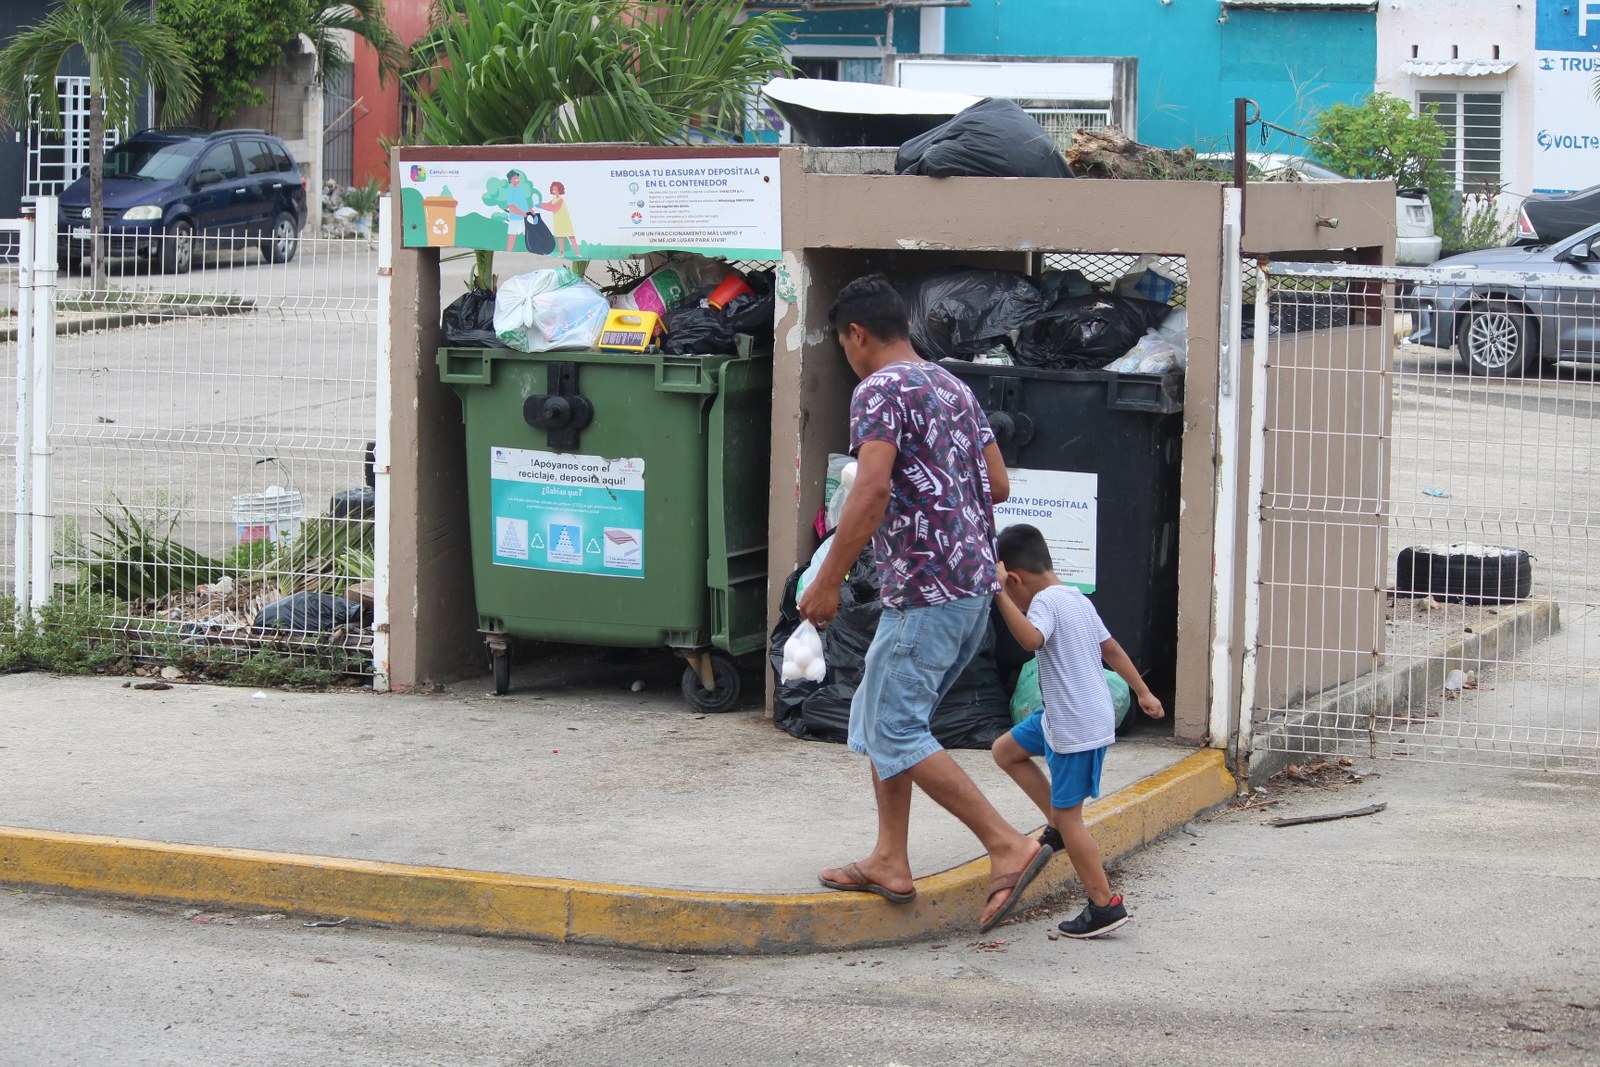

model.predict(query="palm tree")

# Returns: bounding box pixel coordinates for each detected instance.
[407,0,793,289]
[0,0,197,293]
[306,0,409,88]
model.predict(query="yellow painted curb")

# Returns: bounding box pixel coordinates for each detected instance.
[0,750,1233,954]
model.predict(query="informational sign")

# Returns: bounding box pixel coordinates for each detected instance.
[489,447,645,578]
[1534,0,1600,193]
[994,468,1098,593]
[398,155,781,258]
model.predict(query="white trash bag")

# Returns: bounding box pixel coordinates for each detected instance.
[493,268,609,352]
[781,620,828,683]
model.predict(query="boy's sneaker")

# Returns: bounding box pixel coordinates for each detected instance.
[1058,895,1130,939]
[1038,826,1064,854]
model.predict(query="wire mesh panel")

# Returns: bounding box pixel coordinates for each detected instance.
[44,227,379,683]
[1249,265,1600,772]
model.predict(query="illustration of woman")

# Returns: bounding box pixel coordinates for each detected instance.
[538,181,580,257]
[504,170,533,252]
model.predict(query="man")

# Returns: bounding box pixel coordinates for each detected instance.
[797,274,1052,934]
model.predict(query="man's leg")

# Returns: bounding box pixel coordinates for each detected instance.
[818,765,916,897]
[1053,803,1113,907]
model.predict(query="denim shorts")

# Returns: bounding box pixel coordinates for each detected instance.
[848,594,993,779]
[1010,711,1107,811]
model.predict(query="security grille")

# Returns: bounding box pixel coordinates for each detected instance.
[1025,108,1112,150]
[26,77,122,200]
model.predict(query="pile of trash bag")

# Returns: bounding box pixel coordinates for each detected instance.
[769,548,1012,751]
[896,99,1075,180]
[440,288,507,348]
[1014,293,1173,370]
[898,268,1043,361]
[494,268,610,352]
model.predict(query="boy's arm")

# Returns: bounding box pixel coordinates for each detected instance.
[992,566,1044,651]
[1101,637,1165,720]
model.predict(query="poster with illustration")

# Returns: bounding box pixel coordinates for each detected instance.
[399,153,782,258]
[489,447,646,579]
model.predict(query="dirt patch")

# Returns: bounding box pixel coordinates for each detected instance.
[1384,592,1507,660]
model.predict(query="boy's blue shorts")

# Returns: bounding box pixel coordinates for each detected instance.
[1010,711,1107,811]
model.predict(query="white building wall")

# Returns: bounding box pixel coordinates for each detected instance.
[1376,2,1533,216]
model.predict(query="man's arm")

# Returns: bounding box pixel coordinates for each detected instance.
[983,441,1009,504]
[796,439,895,627]
[1101,637,1165,720]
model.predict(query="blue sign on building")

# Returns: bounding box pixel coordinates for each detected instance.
[1537,0,1600,52]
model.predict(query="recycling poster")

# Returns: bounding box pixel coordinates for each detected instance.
[398,154,782,258]
[489,447,645,579]
[994,468,1098,592]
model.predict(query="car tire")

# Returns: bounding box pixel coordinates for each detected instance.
[1457,300,1537,377]
[159,218,194,275]
[1396,545,1533,604]
[261,213,299,264]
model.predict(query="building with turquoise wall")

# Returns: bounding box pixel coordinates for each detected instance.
[769,1,1378,154]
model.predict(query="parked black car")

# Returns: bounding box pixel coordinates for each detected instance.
[58,127,308,274]
[1409,221,1600,376]
[1515,184,1600,246]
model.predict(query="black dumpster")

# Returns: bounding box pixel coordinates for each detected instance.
[947,364,1184,715]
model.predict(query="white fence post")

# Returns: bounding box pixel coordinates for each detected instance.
[1208,186,1245,754]
[372,196,393,692]
[9,211,35,614]
[1233,262,1272,775]
[28,197,56,613]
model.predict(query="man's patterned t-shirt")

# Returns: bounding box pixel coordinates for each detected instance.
[849,359,1001,609]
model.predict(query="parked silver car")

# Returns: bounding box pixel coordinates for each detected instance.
[1408,220,1600,376]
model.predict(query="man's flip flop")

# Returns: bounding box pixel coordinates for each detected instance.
[978,844,1054,934]
[818,861,917,904]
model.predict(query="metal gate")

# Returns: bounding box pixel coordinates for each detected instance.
[1244,260,1600,773]
[322,67,358,190]
[26,77,121,200]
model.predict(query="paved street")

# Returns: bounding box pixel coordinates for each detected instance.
[4,757,1596,1067]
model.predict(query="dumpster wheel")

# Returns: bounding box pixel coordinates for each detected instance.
[680,651,741,713]
[486,636,512,696]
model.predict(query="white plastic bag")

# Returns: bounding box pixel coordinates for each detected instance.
[493,269,609,352]
[781,619,828,683]
[824,460,857,530]
[1105,329,1180,374]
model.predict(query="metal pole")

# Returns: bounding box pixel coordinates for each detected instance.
[10,211,35,615]
[1208,185,1245,753]
[1233,97,1249,236]
[28,197,57,613]
[371,195,393,692]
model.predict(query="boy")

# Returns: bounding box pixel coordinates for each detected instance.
[990,523,1166,938]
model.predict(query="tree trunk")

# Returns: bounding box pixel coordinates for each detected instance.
[1066,126,1222,181]
[88,57,107,295]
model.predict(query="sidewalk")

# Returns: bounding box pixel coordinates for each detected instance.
[0,652,1233,953]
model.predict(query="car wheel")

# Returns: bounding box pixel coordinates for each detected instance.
[261,213,299,263]
[1456,300,1536,377]
[159,219,194,274]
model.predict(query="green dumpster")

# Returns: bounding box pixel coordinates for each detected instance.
[439,345,771,711]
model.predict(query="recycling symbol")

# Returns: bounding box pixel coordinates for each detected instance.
[431,217,450,234]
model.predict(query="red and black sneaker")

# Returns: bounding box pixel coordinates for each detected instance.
[1058,894,1130,939]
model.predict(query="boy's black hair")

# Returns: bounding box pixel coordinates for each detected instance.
[828,273,910,343]
[996,523,1054,574]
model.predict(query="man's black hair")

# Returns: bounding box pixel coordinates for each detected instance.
[828,273,910,343]
[996,523,1054,574]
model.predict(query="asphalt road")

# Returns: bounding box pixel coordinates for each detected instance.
[3,758,1597,1067]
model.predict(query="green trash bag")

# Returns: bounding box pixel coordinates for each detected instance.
[1009,659,1131,728]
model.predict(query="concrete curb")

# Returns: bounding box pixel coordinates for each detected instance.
[0,750,1234,954]
[1247,597,1561,782]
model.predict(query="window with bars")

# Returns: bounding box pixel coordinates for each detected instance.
[1418,90,1503,189]
[26,76,123,200]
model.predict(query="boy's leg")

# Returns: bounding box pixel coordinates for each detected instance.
[1052,802,1113,907]
[993,731,1053,820]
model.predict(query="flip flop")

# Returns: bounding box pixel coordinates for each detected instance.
[978,843,1054,934]
[818,861,917,904]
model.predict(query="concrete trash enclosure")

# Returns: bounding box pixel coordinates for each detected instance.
[386,143,1395,752]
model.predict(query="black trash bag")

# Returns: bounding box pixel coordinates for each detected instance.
[721,291,775,336]
[661,304,739,355]
[524,212,556,255]
[770,551,1010,749]
[896,98,1075,179]
[441,288,507,348]
[899,268,1044,361]
[1038,268,1095,307]
[253,592,370,633]
[1015,294,1172,369]
[328,487,374,520]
